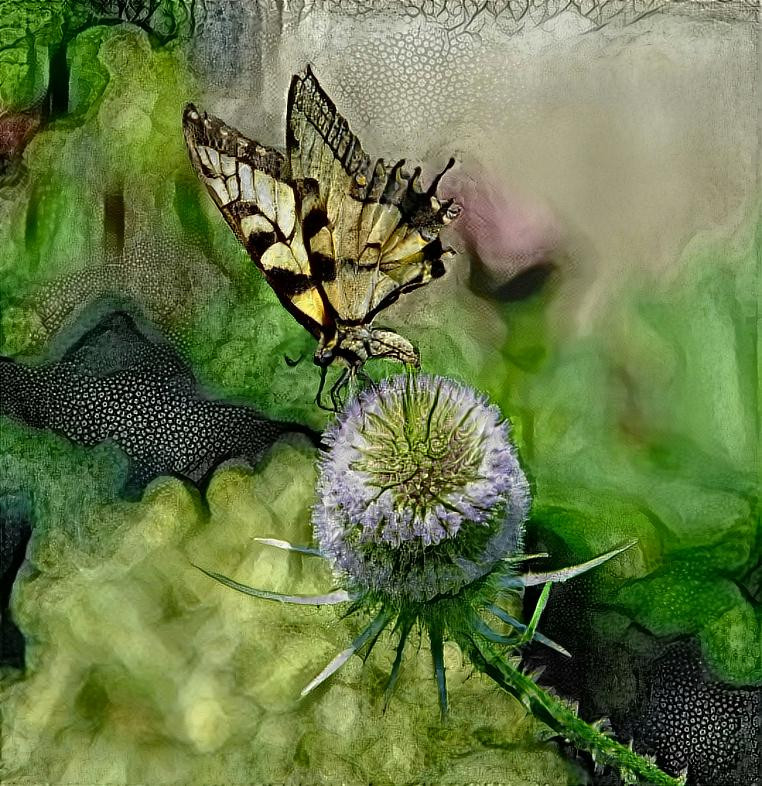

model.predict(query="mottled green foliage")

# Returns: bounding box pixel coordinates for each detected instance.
[0,0,199,110]
[495,217,761,684]
[66,26,112,119]
[0,417,128,564]
[0,1,66,109]
[0,26,198,347]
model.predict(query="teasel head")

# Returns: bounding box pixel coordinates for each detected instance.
[194,372,686,784]
[196,372,633,716]
[313,373,529,604]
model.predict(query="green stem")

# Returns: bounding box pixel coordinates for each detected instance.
[461,633,686,786]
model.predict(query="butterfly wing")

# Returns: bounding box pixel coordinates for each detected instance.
[183,104,331,338]
[286,67,459,325]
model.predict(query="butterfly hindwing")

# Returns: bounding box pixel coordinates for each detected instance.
[183,105,330,336]
[286,68,459,324]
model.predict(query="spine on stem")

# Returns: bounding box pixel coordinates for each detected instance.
[461,634,686,786]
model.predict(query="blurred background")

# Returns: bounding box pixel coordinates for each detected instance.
[0,2,759,784]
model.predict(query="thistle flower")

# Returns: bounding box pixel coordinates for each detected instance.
[195,374,685,786]
[313,374,529,602]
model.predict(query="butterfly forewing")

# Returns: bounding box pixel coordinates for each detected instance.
[183,105,331,336]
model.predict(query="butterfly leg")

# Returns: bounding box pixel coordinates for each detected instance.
[284,353,304,367]
[315,365,334,411]
[329,367,351,411]
[356,369,377,392]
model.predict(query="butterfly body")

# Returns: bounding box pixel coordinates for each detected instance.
[183,67,460,407]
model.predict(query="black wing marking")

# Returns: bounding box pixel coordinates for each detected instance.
[183,104,331,337]
[286,67,460,325]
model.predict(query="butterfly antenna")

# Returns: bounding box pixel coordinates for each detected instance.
[427,157,456,196]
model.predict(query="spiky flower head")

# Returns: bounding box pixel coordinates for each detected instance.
[313,373,530,602]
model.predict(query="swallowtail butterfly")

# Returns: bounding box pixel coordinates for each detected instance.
[183,67,460,408]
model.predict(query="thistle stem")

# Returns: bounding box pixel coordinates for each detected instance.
[462,634,685,786]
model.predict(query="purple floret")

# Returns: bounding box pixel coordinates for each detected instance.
[313,374,530,601]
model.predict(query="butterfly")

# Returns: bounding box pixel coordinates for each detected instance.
[183,66,461,410]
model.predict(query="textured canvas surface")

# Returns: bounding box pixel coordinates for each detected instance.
[0,2,759,785]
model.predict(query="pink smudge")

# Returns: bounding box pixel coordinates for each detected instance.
[445,167,563,295]
[0,112,40,159]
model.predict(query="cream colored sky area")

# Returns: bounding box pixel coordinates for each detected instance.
[198,3,759,331]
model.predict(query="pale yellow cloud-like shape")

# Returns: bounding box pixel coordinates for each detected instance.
[2,438,574,786]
